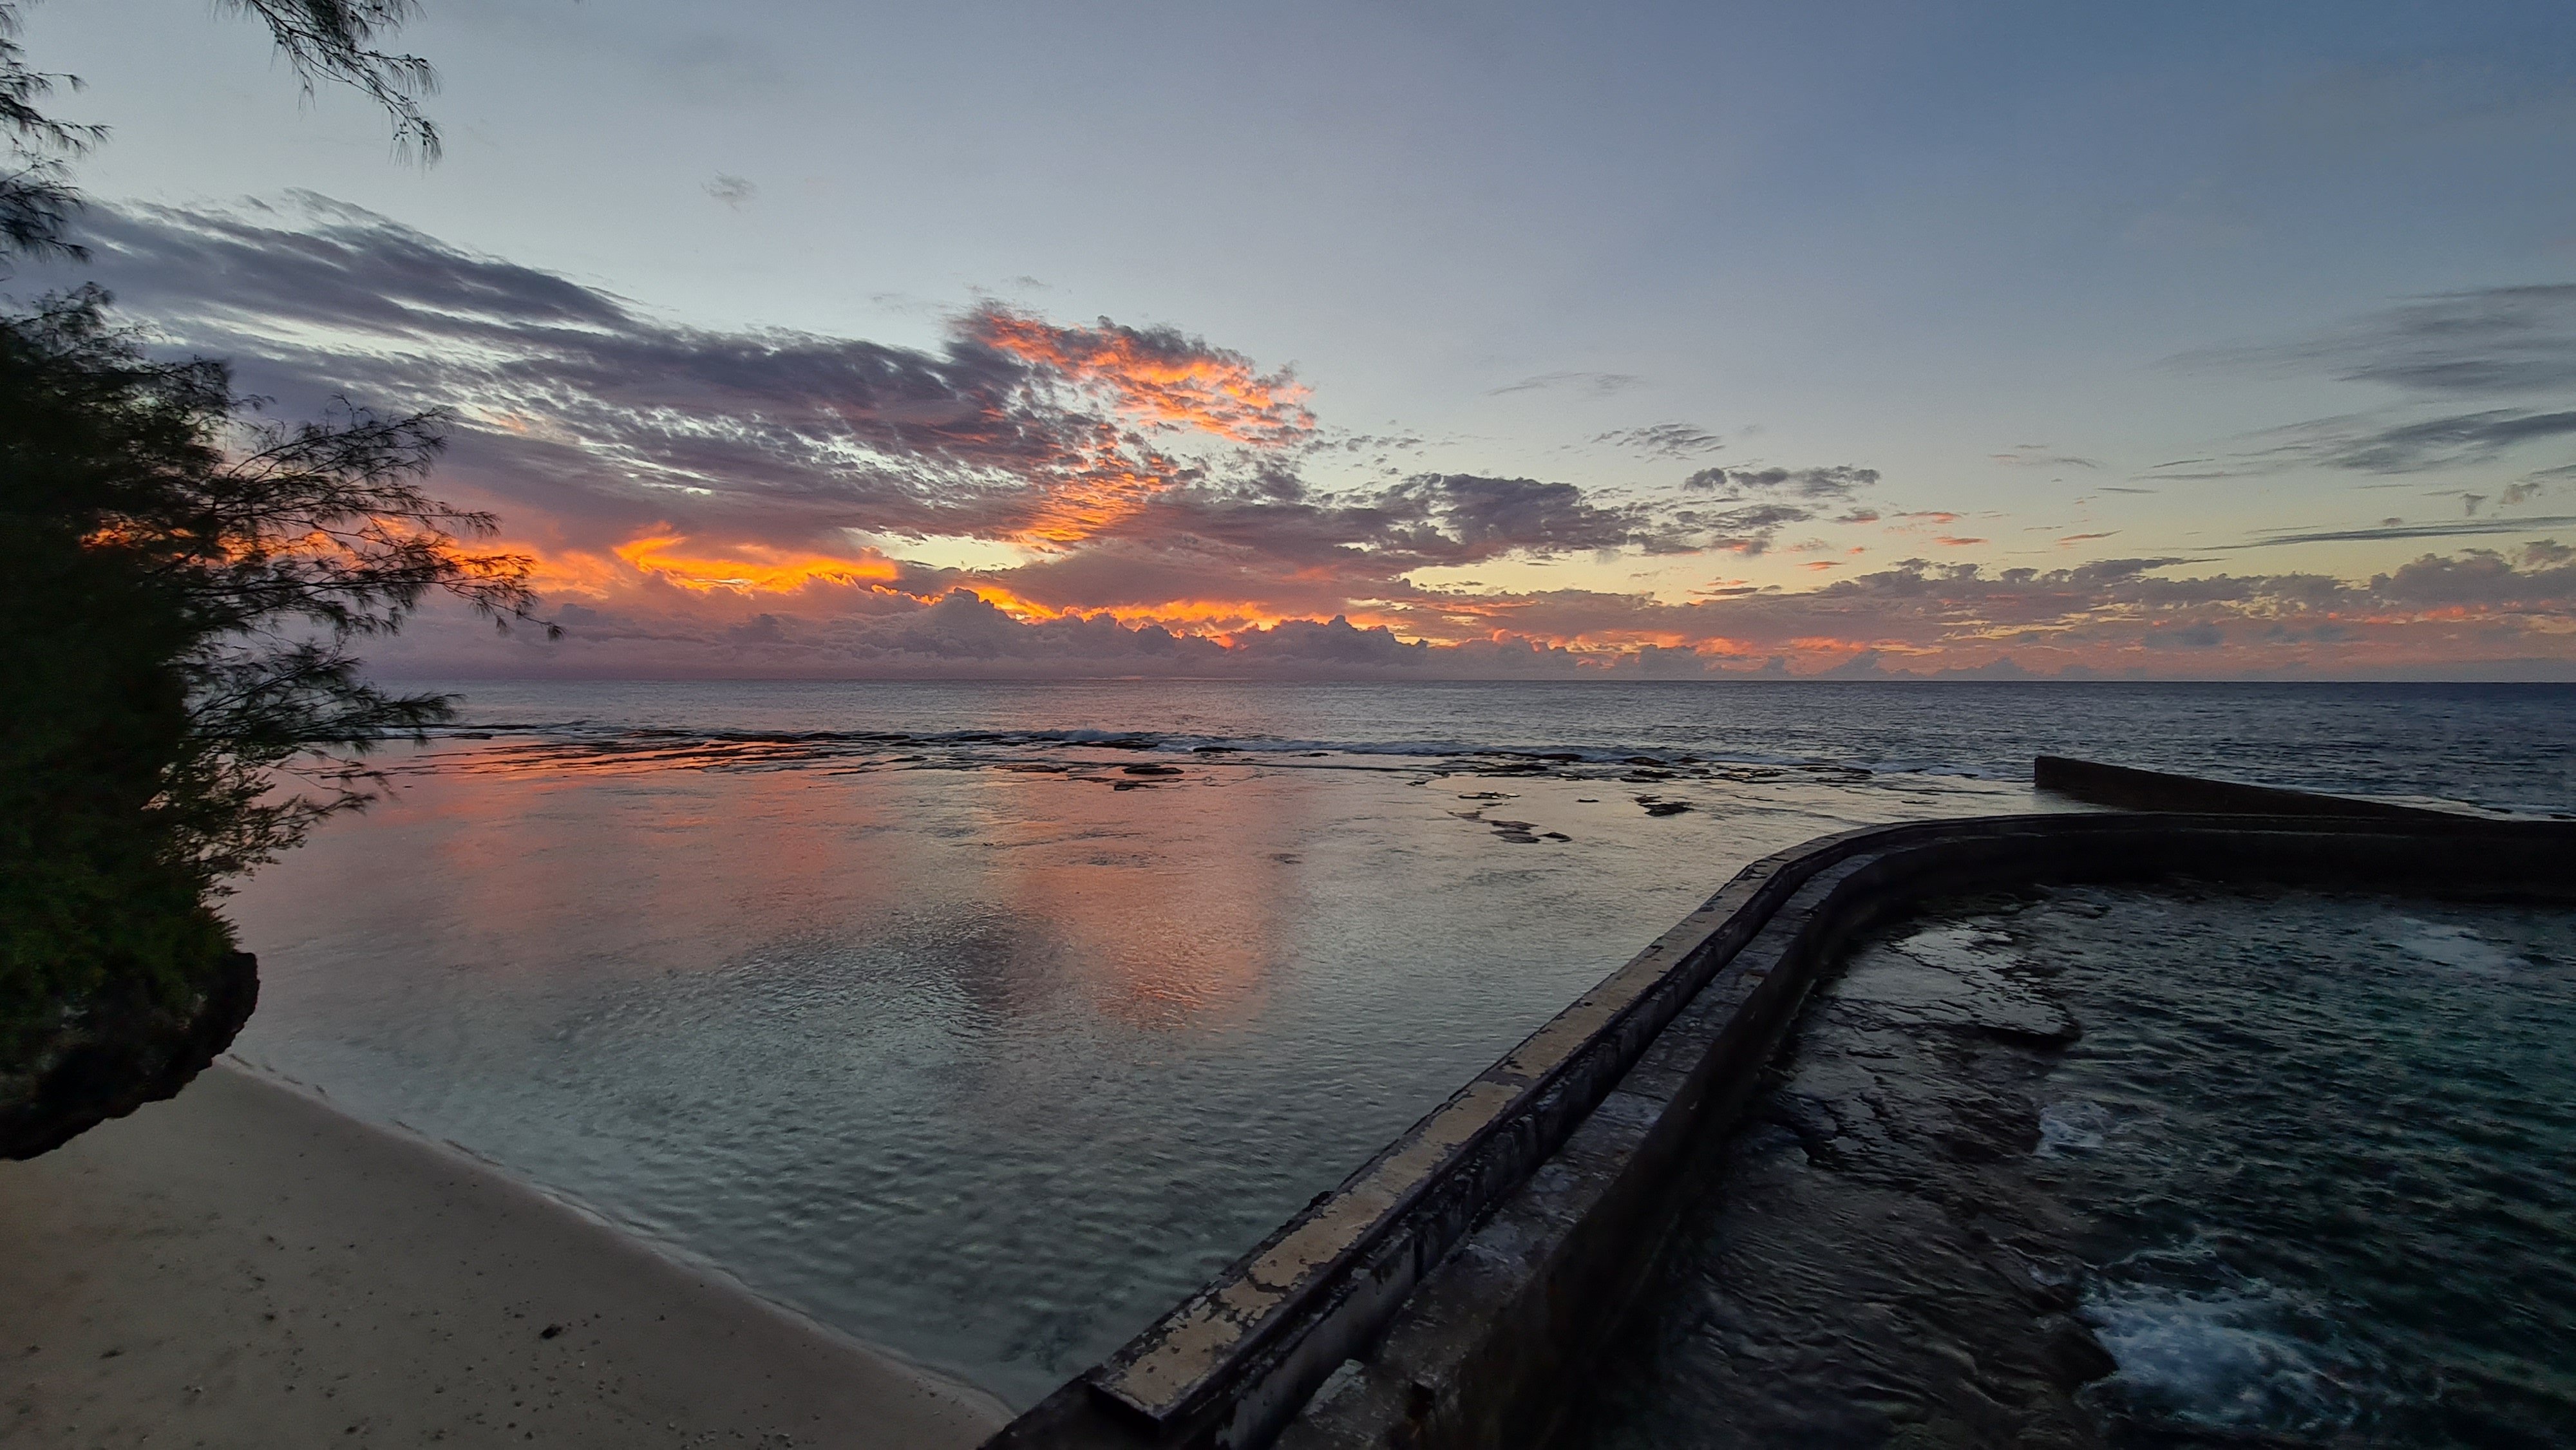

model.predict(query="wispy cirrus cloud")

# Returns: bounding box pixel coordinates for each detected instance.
[1594,422,1726,458]
[1990,450,2101,469]
[1682,464,1879,500]
[2222,514,2576,549]
[1486,370,1643,397]
[2181,284,2576,397]
[2245,409,2576,475]
[2170,284,2576,480]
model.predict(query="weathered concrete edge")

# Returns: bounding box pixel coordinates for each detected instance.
[1271,811,2576,1450]
[983,815,1974,1450]
[978,805,2574,1450]
[2032,753,2471,819]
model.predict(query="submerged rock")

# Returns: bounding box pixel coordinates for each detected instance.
[0,952,258,1159]
[1567,918,2108,1449]
[1840,925,2083,1044]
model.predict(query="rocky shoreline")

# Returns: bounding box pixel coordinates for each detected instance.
[1,949,258,1160]
[1567,898,2116,1448]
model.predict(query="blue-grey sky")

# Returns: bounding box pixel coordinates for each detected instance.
[21,0,2576,676]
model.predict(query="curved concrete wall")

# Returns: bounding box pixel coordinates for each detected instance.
[2031,754,2478,819]
[983,807,2575,1450]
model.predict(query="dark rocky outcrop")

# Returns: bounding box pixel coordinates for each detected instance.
[1562,916,2112,1449]
[0,950,258,1159]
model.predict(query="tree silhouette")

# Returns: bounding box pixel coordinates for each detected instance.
[0,2,548,1132]
[2,1,440,263]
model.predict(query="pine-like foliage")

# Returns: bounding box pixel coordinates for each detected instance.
[0,288,544,1035]
[2,0,438,266]
[0,0,493,1044]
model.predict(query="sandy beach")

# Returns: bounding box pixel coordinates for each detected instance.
[0,1060,1009,1449]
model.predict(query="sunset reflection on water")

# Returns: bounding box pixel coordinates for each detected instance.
[223,731,2039,1405]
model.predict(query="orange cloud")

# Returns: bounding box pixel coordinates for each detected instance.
[1007,426,1180,549]
[972,308,1315,445]
[963,310,1323,551]
[614,534,900,592]
[395,541,2576,682]
[530,531,903,598]
[958,583,1075,621]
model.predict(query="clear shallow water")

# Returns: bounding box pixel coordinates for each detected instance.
[220,681,2575,1406]
[225,681,2043,1404]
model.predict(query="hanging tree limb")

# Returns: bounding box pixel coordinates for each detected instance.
[0,0,440,262]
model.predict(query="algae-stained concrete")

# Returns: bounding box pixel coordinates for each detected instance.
[1558,915,2117,1449]
[2032,753,2467,818]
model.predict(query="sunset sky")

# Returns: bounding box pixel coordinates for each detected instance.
[20,0,2576,677]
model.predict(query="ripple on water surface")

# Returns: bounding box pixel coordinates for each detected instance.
[2036,887,2576,1446]
[222,731,2038,1406]
[1575,885,2576,1449]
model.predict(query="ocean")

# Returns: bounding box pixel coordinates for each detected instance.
[218,680,2576,1405]
[1570,884,2576,1449]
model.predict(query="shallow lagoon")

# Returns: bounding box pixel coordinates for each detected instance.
[223,692,2039,1403]
[219,679,2575,1406]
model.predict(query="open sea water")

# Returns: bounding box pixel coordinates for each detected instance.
[2033,887,2576,1447]
[220,680,2576,1406]
[1570,882,2576,1449]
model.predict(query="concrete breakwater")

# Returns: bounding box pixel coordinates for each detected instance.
[981,769,2576,1449]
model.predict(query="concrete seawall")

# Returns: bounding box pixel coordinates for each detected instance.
[984,794,2576,1449]
[2031,753,2518,819]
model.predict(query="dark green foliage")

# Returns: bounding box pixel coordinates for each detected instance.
[0,0,477,1057]
[0,288,541,1046]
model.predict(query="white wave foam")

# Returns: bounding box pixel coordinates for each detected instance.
[2388,918,2524,975]
[2036,1099,2112,1156]
[2084,1253,2376,1435]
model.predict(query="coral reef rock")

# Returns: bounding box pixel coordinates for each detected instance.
[1,952,258,1159]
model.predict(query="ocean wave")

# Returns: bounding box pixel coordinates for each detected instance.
[2081,1242,2392,1438]
[2385,917,2526,975]
[417,720,1938,781]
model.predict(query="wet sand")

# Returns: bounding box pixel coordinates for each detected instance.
[0,1060,1008,1449]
